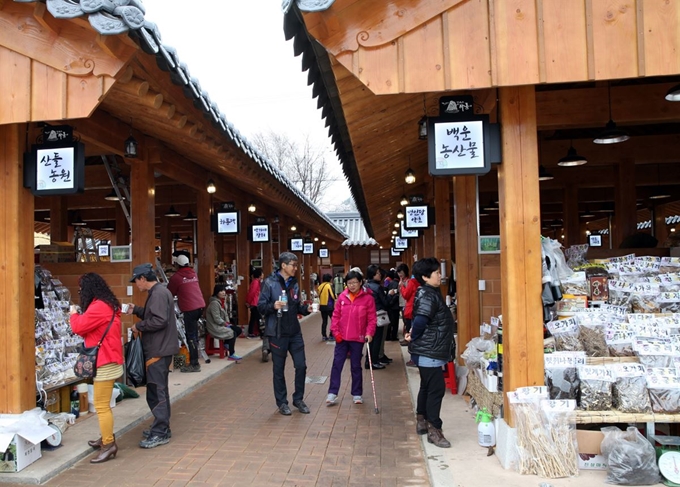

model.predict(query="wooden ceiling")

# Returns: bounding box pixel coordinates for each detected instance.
[327,54,680,245]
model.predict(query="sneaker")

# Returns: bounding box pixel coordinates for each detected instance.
[142,429,172,439]
[180,364,200,373]
[406,360,417,367]
[228,355,242,361]
[293,400,310,414]
[139,435,169,449]
[353,396,363,404]
[326,393,337,406]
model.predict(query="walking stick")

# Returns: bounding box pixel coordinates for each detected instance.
[365,338,380,414]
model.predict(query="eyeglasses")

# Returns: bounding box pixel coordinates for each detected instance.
[283,262,299,268]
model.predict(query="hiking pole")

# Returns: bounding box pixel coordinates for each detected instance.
[365,338,380,414]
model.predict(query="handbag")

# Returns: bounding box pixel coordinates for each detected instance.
[125,335,146,387]
[376,309,390,327]
[73,309,116,379]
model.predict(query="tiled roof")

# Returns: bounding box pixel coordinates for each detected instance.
[283,5,373,238]
[14,0,347,240]
[327,212,377,247]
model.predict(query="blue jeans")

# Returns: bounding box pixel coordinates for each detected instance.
[328,340,364,396]
[269,333,306,406]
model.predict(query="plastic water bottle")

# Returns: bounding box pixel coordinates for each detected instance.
[475,408,495,447]
[281,291,288,312]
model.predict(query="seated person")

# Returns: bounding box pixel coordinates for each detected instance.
[205,285,242,361]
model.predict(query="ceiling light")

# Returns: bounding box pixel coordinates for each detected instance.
[290,225,297,231]
[183,211,198,221]
[314,237,319,242]
[247,203,256,213]
[72,214,86,226]
[557,145,588,166]
[104,190,123,201]
[418,116,428,140]
[649,191,671,200]
[400,195,409,206]
[593,119,629,144]
[479,212,489,217]
[206,179,216,194]
[538,165,554,181]
[593,83,629,144]
[392,230,398,235]
[405,168,416,185]
[665,84,680,101]
[397,210,404,220]
[394,222,400,228]
[164,205,181,217]
[124,134,137,158]
[101,221,115,231]
[321,241,326,245]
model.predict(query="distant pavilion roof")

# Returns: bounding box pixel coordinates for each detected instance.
[327,212,377,247]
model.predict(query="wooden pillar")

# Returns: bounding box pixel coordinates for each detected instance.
[130,158,155,304]
[278,218,289,256]
[0,124,35,413]
[49,196,68,242]
[435,178,452,296]
[160,215,172,265]
[114,203,130,245]
[422,224,435,258]
[454,175,481,362]
[498,86,544,421]
[196,191,215,302]
[613,159,637,248]
[235,201,249,328]
[262,233,273,276]
[564,184,580,246]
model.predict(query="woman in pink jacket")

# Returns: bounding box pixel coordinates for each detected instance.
[326,270,376,406]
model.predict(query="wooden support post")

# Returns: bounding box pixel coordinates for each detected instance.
[613,159,637,248]
[114,203,129,245]
[435,178,452,296]
[498,86,544,423]
[160,215,172,266]
[0,124,35,413]
[49,196,68,242]
[422,224,435,258]
[564,184,580,246]
[196,192,215,302]
[129,158,155,304]
[262,233,273,276]
[453,175,481,362]
[235,201,249,329]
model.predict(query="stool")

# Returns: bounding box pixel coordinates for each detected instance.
[204,333,226,359]
[443,361,457,394]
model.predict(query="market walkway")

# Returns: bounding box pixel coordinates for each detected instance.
[43,314,430,487]
[2,312,616,487]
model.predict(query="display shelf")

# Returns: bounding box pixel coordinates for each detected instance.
[576,410,680,424]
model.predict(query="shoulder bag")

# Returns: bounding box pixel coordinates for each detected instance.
[376,309,390,327]
[73,309,116,379]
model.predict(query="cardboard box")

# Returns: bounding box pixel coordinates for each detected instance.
[0,435,41,473]
[577,430,608,470]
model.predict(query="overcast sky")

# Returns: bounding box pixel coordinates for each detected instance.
[140,0,350,211]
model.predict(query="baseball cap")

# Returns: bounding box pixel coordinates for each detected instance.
[130,263,153,282]
[176,255,190,267]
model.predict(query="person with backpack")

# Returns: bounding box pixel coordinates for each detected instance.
[318,273,336,341]
[333,272,345,296]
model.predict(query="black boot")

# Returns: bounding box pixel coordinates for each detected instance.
[416,415,428,435]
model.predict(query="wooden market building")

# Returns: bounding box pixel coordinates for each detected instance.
[0,0,351,413]
[283,0,680,418]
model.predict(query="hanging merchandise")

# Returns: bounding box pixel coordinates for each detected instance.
[475,408,495,447]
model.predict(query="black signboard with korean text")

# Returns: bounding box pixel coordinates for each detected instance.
[391,248,403,257]
[25,140,85,196]
[394,237,409,249]
[249,224,270,243]
[303,242,314,255]
[401,219,421,237]
[319,248,329,258]
[215,202,239,235]
[290,238,304,252]
[403,205,434,230]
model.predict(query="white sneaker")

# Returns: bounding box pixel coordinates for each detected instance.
[353,396,363,404]
[326,393,337,406]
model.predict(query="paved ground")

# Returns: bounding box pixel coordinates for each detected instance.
[41,315,430,487]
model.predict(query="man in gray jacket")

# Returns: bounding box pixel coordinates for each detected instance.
[126,263,179,449]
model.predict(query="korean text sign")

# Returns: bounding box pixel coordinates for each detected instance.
[427,114,492,176]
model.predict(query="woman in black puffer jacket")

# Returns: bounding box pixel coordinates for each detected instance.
[405,257,455,448]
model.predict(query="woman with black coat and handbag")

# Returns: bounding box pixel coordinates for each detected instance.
[70,273,123,463]
[404,258,455,448]
[365,265,388,369]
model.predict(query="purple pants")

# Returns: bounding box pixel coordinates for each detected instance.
[328,340,364,396]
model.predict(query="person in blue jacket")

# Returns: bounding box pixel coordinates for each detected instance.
[258,252,312,416]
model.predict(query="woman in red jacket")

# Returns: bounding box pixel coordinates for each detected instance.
[326,270,376,406]
[70,273,123,464]
[246,268,263,337]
